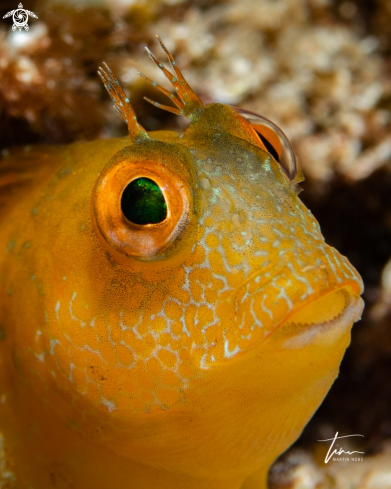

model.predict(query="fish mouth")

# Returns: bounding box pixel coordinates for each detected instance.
[273,286,365,350]
[190,255,364,368]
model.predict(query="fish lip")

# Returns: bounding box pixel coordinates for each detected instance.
[278,291,365,350]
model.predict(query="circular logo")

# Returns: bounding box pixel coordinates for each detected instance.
[12,8,28,31]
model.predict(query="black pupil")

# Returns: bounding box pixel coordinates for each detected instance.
[121,177,167,225]
[256,132,280,163]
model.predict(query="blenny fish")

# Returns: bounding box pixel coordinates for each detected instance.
[0,36,364,489]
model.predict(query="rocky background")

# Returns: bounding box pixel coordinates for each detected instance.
[1,0,391,487]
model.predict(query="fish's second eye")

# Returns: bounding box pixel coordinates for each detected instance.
[231,106,303,184]
[253,126,281,163]
[121,177,167,225]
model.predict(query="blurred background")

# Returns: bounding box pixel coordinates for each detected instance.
[1,0,391,486]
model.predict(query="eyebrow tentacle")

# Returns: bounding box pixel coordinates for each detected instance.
[98,62,149,142]
[137,70,184,112]
[142,35,204,120]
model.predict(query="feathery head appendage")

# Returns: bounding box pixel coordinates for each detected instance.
[143,97,182,116]
[137,70,184,112]
[144,46,184,103]
[97,62,149,142]
[143,35,204,121]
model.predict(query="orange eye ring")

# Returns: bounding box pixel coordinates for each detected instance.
[91,157,192,263]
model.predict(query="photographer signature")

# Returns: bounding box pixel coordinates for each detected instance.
[317,432,364,463]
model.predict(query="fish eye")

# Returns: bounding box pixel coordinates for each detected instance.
[231,106,298,182]
[121,177,167,225]
[91,156,193,263]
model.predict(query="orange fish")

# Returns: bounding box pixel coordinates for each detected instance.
[0,36,364,488]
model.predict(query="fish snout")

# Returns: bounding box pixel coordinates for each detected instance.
[189,244,363,368]
[237,243,364,350]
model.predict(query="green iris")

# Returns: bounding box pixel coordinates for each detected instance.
[121,177,167,225]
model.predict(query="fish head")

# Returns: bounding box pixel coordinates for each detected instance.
[87,85,364,475]
[92,96,364,369]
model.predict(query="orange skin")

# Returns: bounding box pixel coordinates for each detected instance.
[0,39,363,488]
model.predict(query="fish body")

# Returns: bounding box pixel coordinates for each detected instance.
[0,39,363,489]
